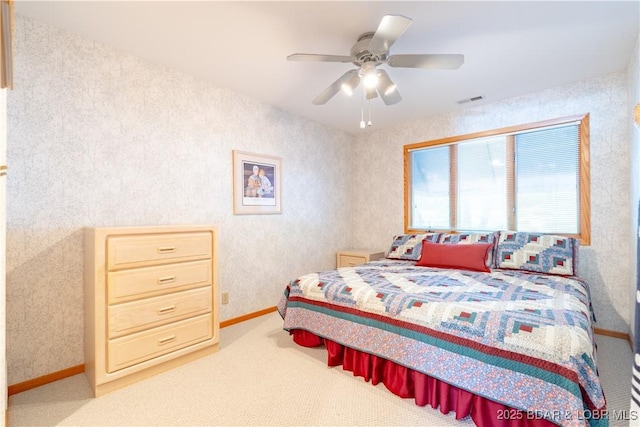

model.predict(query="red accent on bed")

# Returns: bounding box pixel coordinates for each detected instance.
[291,329,556,427]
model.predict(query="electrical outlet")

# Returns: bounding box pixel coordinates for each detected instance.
[221,292,229,305]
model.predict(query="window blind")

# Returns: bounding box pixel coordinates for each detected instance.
[457,136,507,231]
[410,146,450,229]
[515,125,580,233]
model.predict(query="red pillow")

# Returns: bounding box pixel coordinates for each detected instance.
[416,241,492,273]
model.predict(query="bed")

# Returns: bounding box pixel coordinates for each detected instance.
[278,231,607,427]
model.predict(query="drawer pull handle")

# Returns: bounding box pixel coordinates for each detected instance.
[158,305,176,314]
[158,335,176,345]
[348,262,356,266]
[158,246,176,254]
[157,276,176,285]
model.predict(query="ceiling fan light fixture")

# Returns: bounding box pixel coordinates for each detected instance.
[377,70,397,96]
[363,72,378,89]
[380,79,397,96]
[341,83,354,96]
[341,73,360,96]
[361,62,378,89]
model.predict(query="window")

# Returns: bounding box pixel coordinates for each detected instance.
[404,114,590,244]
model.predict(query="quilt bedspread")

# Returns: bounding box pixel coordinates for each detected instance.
[278,259,606,427]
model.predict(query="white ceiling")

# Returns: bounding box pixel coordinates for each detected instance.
[14,1,640,135]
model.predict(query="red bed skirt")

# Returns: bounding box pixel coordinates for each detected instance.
[291,329,556,427]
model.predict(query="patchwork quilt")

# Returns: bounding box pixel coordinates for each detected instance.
[278,259,606,427]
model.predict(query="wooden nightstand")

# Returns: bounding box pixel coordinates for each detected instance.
[336,249,385,268]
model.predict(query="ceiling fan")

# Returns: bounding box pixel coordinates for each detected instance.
[287,14,464,106]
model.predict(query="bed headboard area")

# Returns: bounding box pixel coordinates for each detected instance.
[383,230,579,277]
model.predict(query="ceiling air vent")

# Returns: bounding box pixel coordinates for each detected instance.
[457,95,484,105]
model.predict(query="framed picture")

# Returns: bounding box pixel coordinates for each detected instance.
[232,150,282,215]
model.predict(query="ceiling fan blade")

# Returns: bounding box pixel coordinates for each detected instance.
[287,53,353,63]
[388,54,464,70]
[312,69,360,105]
[376,69,401,105]
[368,15,412,55]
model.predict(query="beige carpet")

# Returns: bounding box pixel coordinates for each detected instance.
[8,312,633,426]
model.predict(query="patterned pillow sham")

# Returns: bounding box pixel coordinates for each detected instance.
[437,232,499,267]
[495,231,579,276]
[386,233,440,260]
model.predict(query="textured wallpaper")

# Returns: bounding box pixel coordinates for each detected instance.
[352,71,633,333]
[6,16,354,384]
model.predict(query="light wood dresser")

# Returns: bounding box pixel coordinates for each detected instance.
[84,225,219,397]
[336,249,385,268]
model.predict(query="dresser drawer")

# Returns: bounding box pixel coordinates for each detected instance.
[107,314,213,373]
[108,287,212,338]
[107,232,212,270]
[107,259,212,304]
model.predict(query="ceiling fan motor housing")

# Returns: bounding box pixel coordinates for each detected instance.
[350,32,387,66]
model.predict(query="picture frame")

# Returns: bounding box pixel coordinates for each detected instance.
[232,150,282,215]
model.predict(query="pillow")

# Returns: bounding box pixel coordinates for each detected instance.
[494,231,579,276]
[437,232,498,267]
[416,241,492,272]
[386,233,440,261]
